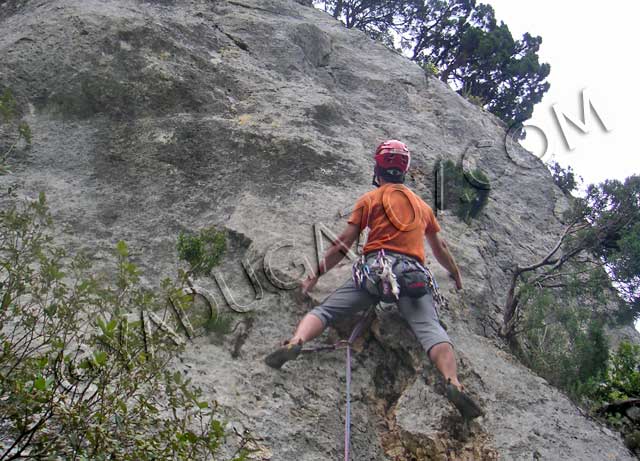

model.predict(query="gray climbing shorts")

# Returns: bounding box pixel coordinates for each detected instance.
[309,277,452,354]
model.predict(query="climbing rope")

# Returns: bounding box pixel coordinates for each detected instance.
[300,307,375,461]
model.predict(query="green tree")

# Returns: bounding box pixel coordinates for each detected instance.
[579,176,640,320]
[516,282,609,395]
[313,1,551,125]
[313,0,412,45]
[404,0,550,125]
[592,342,640,403]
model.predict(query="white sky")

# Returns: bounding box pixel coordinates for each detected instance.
[484,0,640,188]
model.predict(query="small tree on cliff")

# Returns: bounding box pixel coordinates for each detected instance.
[404,1,550,125]
[502,175,640,338]
[313,0,412,45]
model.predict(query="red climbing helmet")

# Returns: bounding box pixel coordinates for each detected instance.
[374,140,411,173]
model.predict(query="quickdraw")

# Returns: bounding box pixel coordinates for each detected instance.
[417,263,447,308]
[376,249,400,301]
[352,249,400,302]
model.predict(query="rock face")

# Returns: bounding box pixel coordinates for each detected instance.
[0,0,637,459]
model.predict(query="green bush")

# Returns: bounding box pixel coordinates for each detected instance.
[204,310,235,343]
[0,194,249,460]
[586,341,640,403]
[0,88,31,175]
[576,341,640,454]
[176,226,235,343]
[177,227,226,278]
[420,60,439,77]
[435,159,489,223]
[461,90,485,107]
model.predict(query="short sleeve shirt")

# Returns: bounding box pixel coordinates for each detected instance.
[348,183,440,264]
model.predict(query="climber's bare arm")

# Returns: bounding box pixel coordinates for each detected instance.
[426,232,463,290]
[302,223,360,294]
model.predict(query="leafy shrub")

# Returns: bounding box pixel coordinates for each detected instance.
[574,341,640,454]
[176,226,235,342]
[435,159,490,223]
[585,341,640,403]
[0,194,249,460]
[461,91,485,107]
[420,60,439,77]
[177,227,226,278]
[0,88,31,174]
[204,310,235,343]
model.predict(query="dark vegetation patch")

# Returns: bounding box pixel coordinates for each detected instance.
[434,159,490,223]
[155,120,357,192]
[31,23,243,120]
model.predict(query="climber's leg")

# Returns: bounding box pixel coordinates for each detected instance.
[398,294,483,420]
[428,342,461,390]
[397,293,461,385]
[265,278,376,369]
[289,312,325,344]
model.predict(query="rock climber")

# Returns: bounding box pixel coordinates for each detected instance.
[265,140,482,420]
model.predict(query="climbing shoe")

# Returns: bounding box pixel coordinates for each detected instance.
[445,379,484,421]
[265,341,303,369]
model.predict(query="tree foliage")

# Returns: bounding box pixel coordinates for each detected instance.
[313,0,550,125]
[589,342,640,404]
[0,194,250,460]
[517,283,609,395]
[580,342,640,455]
[577,176,640,320]
[500,175,640,452]
[549,161,581,195]
[407,1,550,125]
[314,0,413,46]
[502,175,640,338]
[177,227,227,279]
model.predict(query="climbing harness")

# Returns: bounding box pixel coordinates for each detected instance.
[353,249,446,307]
[300,307,375,461]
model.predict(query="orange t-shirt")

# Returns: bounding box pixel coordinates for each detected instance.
[348,183,441,264]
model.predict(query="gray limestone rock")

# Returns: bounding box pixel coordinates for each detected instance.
[0,0,636,459]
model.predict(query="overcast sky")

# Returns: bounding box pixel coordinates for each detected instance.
[484,0,640,189]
